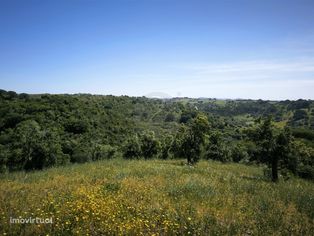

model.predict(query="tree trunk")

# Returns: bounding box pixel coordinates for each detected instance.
[271,156,278,182]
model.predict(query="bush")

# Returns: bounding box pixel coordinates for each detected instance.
[160,135,173,160]
[205,144,231,162]
[92,144,117,161]
[6,120,68,171]
[165,113,176,122]
[0,144,9,173]
[204,132,231,163]
[72,147,92,163]
[231,144,249,163]
[64,119,89,134]
[292,128,314,141]
[297,165,314,180]
[140,132,161,159]
[289,141,314,179]
[123,137,141,159]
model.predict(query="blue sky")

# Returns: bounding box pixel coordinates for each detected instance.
[1,0,314,99]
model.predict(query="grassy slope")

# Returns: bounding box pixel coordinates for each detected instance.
[0,159,313,235]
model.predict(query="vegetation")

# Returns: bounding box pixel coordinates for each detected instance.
[1,89,314,234]
[0,159,313,235]
[1,89,313,181]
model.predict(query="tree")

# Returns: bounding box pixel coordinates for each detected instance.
[91,144,117,161]
[64,118,89,134]
[0,144,9,173]
[11,120,43,170]
[7,91,18,100]
[230,143,250,163]
[165,113,176,122]
[174,114,209,165]
[292,109,308,124]
[71,145,92,163]
[8,120,68,171]
[2,112,24,130]
[253,117,293,182]
[160,135,173,160]
[272,128,292,181]
[258,117,278,181]
[123,136,141,159]
[205,131,231,162]
[290,141,314,179]
[140,131,161,159]
[179,110,197,124]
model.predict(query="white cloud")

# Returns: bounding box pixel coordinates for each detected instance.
[160,58,314,99]
[183,58,314,74]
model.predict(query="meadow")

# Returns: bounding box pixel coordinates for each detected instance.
[0,159,313,235]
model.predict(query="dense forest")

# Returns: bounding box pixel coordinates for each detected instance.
[0,89,313,180]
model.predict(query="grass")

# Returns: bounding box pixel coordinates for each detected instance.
[0,159,313,235]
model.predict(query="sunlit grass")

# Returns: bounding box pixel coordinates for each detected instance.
[0,159,313,235]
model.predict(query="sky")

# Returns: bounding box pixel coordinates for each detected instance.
[1,0,314,100]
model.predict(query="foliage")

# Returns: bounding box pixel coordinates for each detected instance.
[251,117,297,182]
[139,131,161,159]
[160,135,173,160]
[64,118,89,134]
[204,131,231,162]
[291,128,314,141]
[0,89,313,180]
[173,114,210,164]
[91,144,117,161]
[122,136,142,159]
[5,120,69,171]
[231,143,250,163]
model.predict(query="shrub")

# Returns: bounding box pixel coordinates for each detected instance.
[297,165,314,179]
[72,147,92,163]
[204,132,231,163]
[292,128,314,141]
[231,144,249,163]
[123,136,141,159]
[92,144,117,161]
[140,132,161,159]
[6,120,68,171]
[64,119,89,134]
[160,135,173,160]
[165,113,176,122]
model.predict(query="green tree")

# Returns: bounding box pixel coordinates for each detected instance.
[253,117,279,181]
[175,114,209,165]
[230,143,250,163]
[11,120,43,170]
[205,131,231,162]
[123,136,142,159]
[160,135,173,160]
[91,144,117,161]
[140,131,161,159]
[0,144,9,173]
[273,127,293,180]
[253,117,293,182]
[291,141,314,179]
[9,120,68,170]
[165,113,176,122]
[64,118,89,134]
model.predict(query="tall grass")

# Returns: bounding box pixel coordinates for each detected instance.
[0,159,313,235]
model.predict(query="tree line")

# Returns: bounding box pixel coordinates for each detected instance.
[0,89,313,181]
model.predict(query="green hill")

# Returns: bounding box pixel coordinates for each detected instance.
[1,89,314,180]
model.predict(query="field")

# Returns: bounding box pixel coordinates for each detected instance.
[0,159,313,235]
